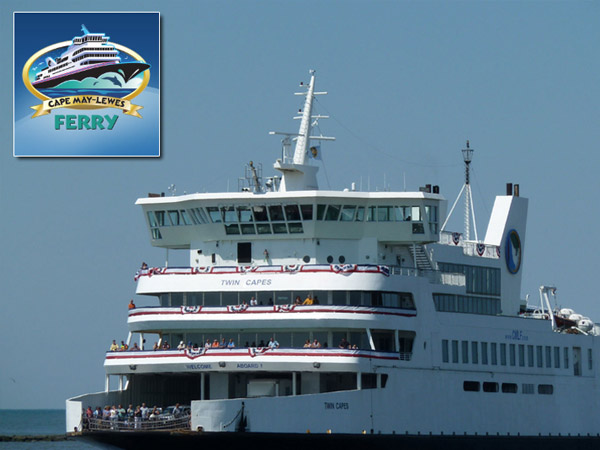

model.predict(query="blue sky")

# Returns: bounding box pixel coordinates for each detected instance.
[1,0,599,408]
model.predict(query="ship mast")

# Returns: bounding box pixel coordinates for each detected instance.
[271,70,334,191]
[440,140,479,241]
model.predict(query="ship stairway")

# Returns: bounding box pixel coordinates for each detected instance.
[409,244,434,273]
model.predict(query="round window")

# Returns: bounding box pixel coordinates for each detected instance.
[327,255,334,263]
[338,255,346,263]
[303,255,310,263]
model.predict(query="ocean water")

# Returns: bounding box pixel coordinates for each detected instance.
[0,410,104,449]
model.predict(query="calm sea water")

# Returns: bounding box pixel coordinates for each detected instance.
[0,410,105,449]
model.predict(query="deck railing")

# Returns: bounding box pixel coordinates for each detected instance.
[84,415,190,432]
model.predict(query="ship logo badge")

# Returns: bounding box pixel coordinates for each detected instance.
[22,24,150,119]
[505,229,522,274]
[14,12,160,157]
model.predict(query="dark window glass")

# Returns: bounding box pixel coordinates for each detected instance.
[463,381,480,392]
[483,382,498,393]
[284,205,301,221]
[268,205,285,221]
[300,205,313,220]
[252,206,269,222]
[502,383,518,393]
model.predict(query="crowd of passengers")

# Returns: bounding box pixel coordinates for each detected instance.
[128,295,322,311]
[109,336,359,352]
[83,403,188,429]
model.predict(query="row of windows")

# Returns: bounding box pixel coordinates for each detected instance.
[146,203,439,239]
[433,294,501,315]
[442,340,592,373]
[159,290,415,310]
[73,52,117,63]
[463,381,553,395]
[73,46,115,56]
[438,262,501,296]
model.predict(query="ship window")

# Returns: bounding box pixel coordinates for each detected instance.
[502,383,518,394]
[303,255,310,263]
[463,381,480,392]
[237,206,253,222]
[442,340,449,363]
[340,205,356,221]
[509,344,516,366]
[589,348,593,370]
[527,345,534,367]
[471,342,479,364]
[554,347,560,368]
[225,224,240,235]
[355,206,365,222]
[269,205,285,221]
[411,206,422,221]
[151,228,162,240]
[237,242,252,263]
[538,384,553,395]
[221,206,237,223]
[196,208,210,224]
[180,210,192,225]
[288,223,303,234]
[361,373,377,389]
[518,345,525,367]
[393,206,405,221]
[155,210,167,226]
[147,211,158,227]
[564,347,569,369]
[186,209,199,225]
[332,291,346,305]
[222,291,238,305]
[272,223,288,234]
[377,206,392,221]
[240,224,256,235]
[545,346,552,368]
[372,330,395,352]
[491,343,497,365]
[412,223,425,234]
[300,205,313,220]
[284,205,301,221]
[522,383,534,394]
[327,255,334,263]
[256,224,272,234]
[187,293,202,306]
[275,291,292,305]
[171,293,184,307]
[349,291,361,306]
[202,292,218,306]
[483,382,498,393]
[501,344,508,366]
[461,341,469,363]
[537,346,543,368]
[452,340,459,363]
[366,206,376,221]
[324,205,341,221]
[207,207,221,223]
[316,204,326,220]
[338,255,345,263]
[252,205,269,222]
[481,342,488,365]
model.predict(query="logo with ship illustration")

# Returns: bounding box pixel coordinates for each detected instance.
[23,24,149,121]
[14,12,160,157]
[505,229,522,274]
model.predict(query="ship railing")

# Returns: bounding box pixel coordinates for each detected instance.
[83,414,191,432]
[439,231,500,259]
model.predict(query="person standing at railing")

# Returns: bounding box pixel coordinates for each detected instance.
[134,406,142,429]
[128,299,136,310]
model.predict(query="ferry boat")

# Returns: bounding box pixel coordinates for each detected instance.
[67,71,600,449]
[32,25,149,89]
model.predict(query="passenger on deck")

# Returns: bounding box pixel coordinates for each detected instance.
[211,339,220,348]
[303,339,311,348]
[205,339,211,348]
[220,338,226,348]
[177,341,186,350]
[86,406,93,418]
[259,339,266,347]
[227,338,236,348]
[130,342,140,351]
[161,341,170,350]
[128,299,136,310]
[268,298,273,305]
[134,406,142,429]
[303,295,314,305]
[268,337,280,349]
[109,340,118,352]
[313,296,320,305]
[141,262,148,270]
[250,296,258,306]
[140,403,149,420]
[294,296,302,305]
[120,341,128,351]
[339,337,349,349]
[311,339,322,348]
[173,403,182,417]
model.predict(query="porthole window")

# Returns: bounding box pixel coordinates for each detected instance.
[303,255,310,263]
[327,255,334,263]
[339,255,346,263]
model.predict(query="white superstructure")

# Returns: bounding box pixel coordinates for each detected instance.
[67,71,600,440]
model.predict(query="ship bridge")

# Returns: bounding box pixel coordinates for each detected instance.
[136,190,446,267]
